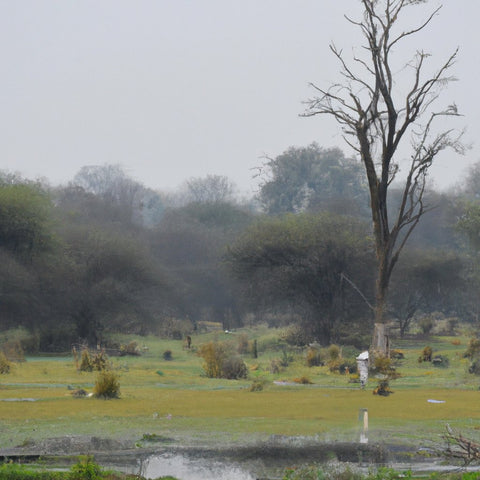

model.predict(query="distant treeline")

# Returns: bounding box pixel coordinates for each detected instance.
[1,144,479,350]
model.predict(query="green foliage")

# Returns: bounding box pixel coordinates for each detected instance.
[258,143,367,216]
[93,371,120,399]
[197,340,248,379]
[227,212,374,344]
[0,463,64,480]
[0,183,53,260]
[70,456,102,480]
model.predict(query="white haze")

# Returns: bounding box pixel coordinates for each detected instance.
[1,1,478,195]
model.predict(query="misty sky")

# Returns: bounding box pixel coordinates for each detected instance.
[1,1,478,195]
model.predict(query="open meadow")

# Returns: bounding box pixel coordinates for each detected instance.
[1,326,480,453]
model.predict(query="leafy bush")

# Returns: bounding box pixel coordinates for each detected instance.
[280,324,310,346]
[222,355,248,379]
[198,341,248,379]
[70,455,102,480]
[293,376,312,384]
[93,371,120,399]
[468,358,480,375]
[0,351,11,374]
[327,344,341,361]
[433,354,449,368]
[418,346,433,363]
[198,341,226,378]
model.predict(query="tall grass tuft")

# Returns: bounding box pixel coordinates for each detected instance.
[93,371,120,399]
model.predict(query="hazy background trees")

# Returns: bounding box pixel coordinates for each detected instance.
[0,152,479,351]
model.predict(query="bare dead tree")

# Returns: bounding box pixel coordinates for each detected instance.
[304,0,464,354]
[441,424,480,465]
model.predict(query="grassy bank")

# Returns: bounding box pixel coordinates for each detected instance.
[1,327,479,450]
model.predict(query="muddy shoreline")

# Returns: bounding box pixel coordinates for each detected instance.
[0,435,444,477]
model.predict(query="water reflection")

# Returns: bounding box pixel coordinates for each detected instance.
[142,453,255,480]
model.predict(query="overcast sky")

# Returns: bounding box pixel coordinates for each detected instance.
[1,1,478,195]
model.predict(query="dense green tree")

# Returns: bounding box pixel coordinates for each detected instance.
[0,184,53,261]
[227,213,374,344]
[258,143,367,216]
[61,226,168,344]
[149,201,254,327]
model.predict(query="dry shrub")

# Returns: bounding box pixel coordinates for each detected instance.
[198,341,248,379]
[120,341,140,356]
[79,349,93,371]
[418,315,435,335]
[94,371,120,399]
[306,347,322,367]
[293,376,312,384]
[79,349,109,372]
[159,317,194,339]
[237,333,249,354]
[198,341,226,378]
[249,380,265,392]
[451,339,461,346]
[390,349,405,360]
[418,346,433,363]
[465,338,480,359]
[280,324,310,346]
[0,351,11,374]
[269,359,282,374]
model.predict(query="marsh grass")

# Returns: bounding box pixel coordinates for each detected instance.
[1,329,480,448]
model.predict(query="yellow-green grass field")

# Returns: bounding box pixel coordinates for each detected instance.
[1,328,480,450]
